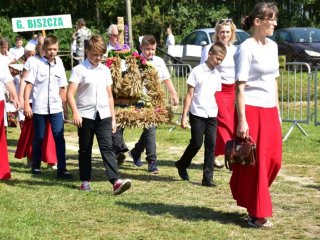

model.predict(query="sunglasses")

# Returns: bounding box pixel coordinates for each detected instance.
[110,34,119,37]
[217,18,233,25]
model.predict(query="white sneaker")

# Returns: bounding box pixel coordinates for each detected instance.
[214,158,224,168]
[80,181,92,192]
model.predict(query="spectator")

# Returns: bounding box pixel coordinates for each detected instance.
[106,24,119,53]
[231,2,281,228]
[28,33,39,46]
[165,26,175,47]
[72,18,91,64]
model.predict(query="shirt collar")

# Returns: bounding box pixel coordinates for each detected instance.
[41,56,56,66]
[202,62,215,72]
[141,53,153,62]
[84,58,103,69]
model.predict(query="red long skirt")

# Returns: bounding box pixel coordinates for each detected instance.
[230,105,282,218]
[215,83,236,156]
[0,100,11,179]
[15,115,57,165]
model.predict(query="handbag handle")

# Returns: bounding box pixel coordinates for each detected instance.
[236,136,255,144]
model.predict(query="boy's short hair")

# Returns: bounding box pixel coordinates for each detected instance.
[86,35,106,54]
[43,35,58,49]
[208,42,227,57]
[141,35,157,46]
[15,35,23,42]
[0,37,9,47]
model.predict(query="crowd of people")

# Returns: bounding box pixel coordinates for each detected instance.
[0,1,281,228]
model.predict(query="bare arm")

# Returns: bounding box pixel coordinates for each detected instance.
[275,79,282,124]
[24,83,33,118]
[181,85,194,129]
[59,87,68,120]
[18,69,30,108]
[163,79,179,106]
[67,82,82,127]
[5,81,19,109]
[107,85,116,133]
[235,81,248,138]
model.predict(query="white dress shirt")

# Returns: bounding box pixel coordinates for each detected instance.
[187,63,222,118]
[69,59,113,120]
[200,44,237,84]
[26,56,67,114]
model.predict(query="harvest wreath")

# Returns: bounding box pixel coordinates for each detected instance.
[104,48,171,128]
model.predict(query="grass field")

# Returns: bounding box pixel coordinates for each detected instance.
[0,121,319,240]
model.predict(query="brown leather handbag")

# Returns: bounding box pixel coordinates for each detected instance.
[225,136,257,170]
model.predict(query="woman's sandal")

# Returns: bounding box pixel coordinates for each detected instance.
[248,217,273,228]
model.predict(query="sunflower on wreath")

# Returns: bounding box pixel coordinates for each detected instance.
[104,47,171,128]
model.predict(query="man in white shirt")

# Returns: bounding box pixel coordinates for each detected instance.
[106,24,120,53]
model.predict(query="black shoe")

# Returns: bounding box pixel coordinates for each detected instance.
[57,169,73,180]
[116,152,126,165]
[201,179,216,187]
[147,161,159,174]
[175,161,189,181]
[129,150,143,167]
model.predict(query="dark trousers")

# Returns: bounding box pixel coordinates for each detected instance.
[32,112,66,171]
[131,125,156,162]
[112,127,129,154]
[178,113,217,180]
[78,113,119,183]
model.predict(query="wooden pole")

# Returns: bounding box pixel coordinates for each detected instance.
[126,0,134,48]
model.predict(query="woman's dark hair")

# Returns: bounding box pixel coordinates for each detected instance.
[242,2,278,30]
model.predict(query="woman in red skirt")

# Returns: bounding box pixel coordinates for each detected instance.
[200,19,237,168]
[0,55,19,179]
[14,42,57,167]
[231,2,282,228]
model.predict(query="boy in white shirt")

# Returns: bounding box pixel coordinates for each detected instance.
[175,42,226,187]
[127,35,179,174]
[24,35,72,179]
[9,35,24,62]
[67,35,131,194]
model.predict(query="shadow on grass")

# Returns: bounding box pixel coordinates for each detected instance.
[7,138,18,147]
[1,178,77,189]
[117,201,247,226]
[9,159,176,184]
[305,184,320,191]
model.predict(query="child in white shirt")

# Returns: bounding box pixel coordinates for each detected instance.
[67,35,131,195]
[175,42,226,187]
